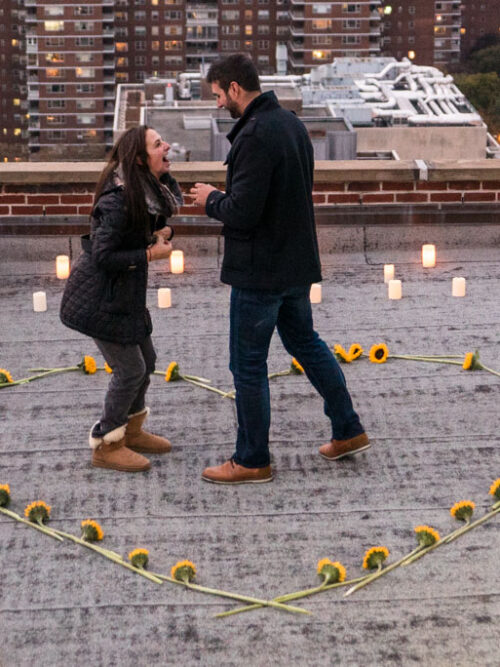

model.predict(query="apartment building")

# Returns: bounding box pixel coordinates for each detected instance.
[381,1,461,67]
[24,0,115,159]
[461,0,500,59]
[287,1,383,71]
[1,0,29,161]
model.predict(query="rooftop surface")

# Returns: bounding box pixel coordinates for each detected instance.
[1,226,499,666]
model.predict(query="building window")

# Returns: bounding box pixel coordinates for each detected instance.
[257,10,269,19]
[75,6,94,15]
[45,37,64,47]
[76,83,95,93]
[45,68,63,78]
[48,130,65,140]
[76,99,96,110]
[116,42,128,52]
[257,40,269,49]
[312,19,332,30]
[258,25,270,34]
[343,19,361,29]
[47,84,65,93]
[164,40,182,49]
[74,22,91,31]
[75,67,95,78]
[312,4,331,15]
[46,115,66,125]
[44,21,64,31]
[75,37,95,46]
[221,25,240,35]
[342,34,361,44]
[342,3,361,13]
[222,10,239,19]
[77,114,96,125]
[76,53,93,63]
[45,53,64,63]
[47,99,65,109]
[312,49,330,60]
[116,56,128,67]
[44,7,64,16]
[135,41,147,50]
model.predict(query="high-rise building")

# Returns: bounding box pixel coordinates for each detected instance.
[460,0,500,60]
[1,0,29,161]
[24,0,115,159]
[287,1,383,72]
[381,1,461,67]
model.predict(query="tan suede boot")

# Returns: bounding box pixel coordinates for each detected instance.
[90,424,151,472]
[125,407,172,454]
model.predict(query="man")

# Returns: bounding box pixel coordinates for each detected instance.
[191,54,369,484]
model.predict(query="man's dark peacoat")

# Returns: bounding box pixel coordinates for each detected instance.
[206,90,322,290]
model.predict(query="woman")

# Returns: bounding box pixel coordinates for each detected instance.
[60,125,183,472]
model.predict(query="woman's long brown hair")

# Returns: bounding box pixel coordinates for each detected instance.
[93,125,159,238]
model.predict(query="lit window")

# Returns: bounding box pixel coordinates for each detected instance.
[44,21,64,31]
[14,128,22,136]
[460,27,466,34]
[116,42,128,52]
[13,98,21,106]
[384,6,392,15]
[408,50,416,60]
[245,25,253,35]
[11,39,19,47]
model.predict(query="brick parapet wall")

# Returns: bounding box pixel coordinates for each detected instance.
[1,160,500,220]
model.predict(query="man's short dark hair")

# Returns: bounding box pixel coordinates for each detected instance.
[206,54,261,93]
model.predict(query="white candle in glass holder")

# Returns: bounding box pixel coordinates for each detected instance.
[169,250,184,274]
[56,254,70,279]
[33,291,47,312]
[388,279,402,300]
[310,283,322,303]
[452,277,466,297]
[422,244,436,268]
[384,264,395,283]
[158,287,172,308]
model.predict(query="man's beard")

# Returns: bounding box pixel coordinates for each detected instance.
[225,92,241,119]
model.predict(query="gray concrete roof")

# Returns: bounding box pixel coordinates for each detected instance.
[1,227,499,666]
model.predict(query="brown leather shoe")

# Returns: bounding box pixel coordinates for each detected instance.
[125,407,171,454]
[90,424,151,472]
[201,459,273,484]
[319,432,370,461]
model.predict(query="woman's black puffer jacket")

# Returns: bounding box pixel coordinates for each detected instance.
[60,180,176,344]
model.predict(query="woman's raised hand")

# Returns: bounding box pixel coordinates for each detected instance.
[149,238,172,261]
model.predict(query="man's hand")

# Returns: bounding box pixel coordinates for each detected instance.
[154,225,173,241]
[190,182,218,207]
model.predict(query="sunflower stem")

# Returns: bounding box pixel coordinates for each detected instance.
[0,507,64,541]
[215,575,368,618]
[52,529,163,583]
[345,551,420,597]
[181,377,235,398]
[480,365,500,378]
[440,505,500,544]
[150,572,310,615]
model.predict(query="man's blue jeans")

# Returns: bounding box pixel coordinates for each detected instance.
[230,285,364,468]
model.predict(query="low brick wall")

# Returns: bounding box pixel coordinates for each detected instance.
[1,160,500,227]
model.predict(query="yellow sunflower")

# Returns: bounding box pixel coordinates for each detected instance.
[165,361,181,382]
[80,355,97,374]
[462,351,482,371]
[362,546,389,570]
[104,362,113,374]
[0,368,13,384]
[450,500,475,522]
[24,500,51,524]
[334,344,351,363]
[0,483,11,507]
[369,343,389,364]
[129,548,149,568]
[81,519,104,542]
[291,358,304,374]
[348,344,363,361]
[171,559,197,583]
[317,558,346,584]
[414,525,440,547]
[489,478,500,502]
